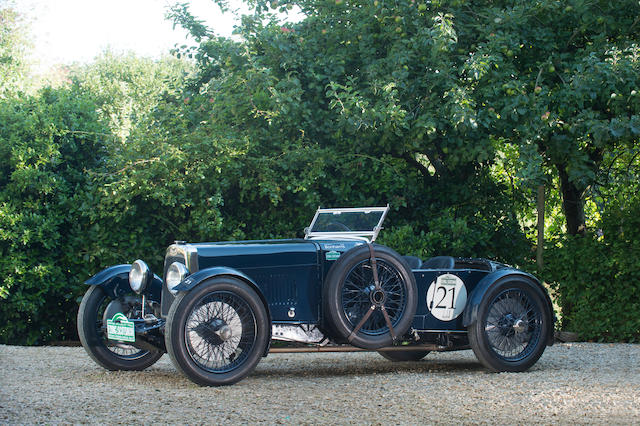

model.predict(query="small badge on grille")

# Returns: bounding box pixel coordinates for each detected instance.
[326,251,341,261]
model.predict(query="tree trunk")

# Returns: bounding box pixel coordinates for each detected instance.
[555,166,586,328]
[536,185,545,272]
[557,166,586,236]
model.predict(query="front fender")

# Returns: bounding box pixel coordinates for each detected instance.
[84,264,162,301]
[173,266,272,355]
[462,268,555,345]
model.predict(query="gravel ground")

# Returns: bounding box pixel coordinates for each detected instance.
[1,343,639,424]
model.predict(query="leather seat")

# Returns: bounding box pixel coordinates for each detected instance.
[422,256,455,269]
[402,255,423,269]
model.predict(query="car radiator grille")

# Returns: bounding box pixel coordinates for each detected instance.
[161,254,185,317]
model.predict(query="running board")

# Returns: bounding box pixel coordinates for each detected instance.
[268,344,465,354]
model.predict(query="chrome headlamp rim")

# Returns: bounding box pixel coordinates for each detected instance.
[129,259,151,294]
[166,262,189,295]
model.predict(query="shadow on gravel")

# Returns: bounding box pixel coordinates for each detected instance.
[77,366,198,389]
[251,358,484,379]
[75,358,485,386]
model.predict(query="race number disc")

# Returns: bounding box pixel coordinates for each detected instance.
[426,274,467,321]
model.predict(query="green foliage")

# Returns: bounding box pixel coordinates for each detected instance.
[0,85,109,344]
[0,2,31,97]
[76,52,192,141]
[545,196,640,342]
[1,0,639,344]
[454,0,640,234]
[0,54,191,344]
[543,131,640,342]
[165,0,530,263]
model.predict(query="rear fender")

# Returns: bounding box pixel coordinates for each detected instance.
[462,269,555,346]
[84,264,162,301]
[173,266,272,355]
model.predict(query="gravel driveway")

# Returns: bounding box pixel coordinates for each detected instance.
[1,343,639,424]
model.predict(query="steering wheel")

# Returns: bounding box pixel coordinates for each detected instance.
[325,222,351,232]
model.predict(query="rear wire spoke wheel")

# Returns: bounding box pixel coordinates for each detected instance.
[468,278,552,372]
[166,277,269,386]
[323,245,417,349]
[77,285,163,371]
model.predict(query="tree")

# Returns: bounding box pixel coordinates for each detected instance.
[0,85,108,344]
[76,51,192,141]
[453,0,640,235]
[0,1,31,97]
[165,0,530,261]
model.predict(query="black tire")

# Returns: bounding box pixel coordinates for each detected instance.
[323,244,417,349]
[77,285,163,371]
[468,277,552,372]
[378,350,430,362]
[165,277,269,386]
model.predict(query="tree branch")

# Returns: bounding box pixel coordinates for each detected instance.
[402,152,432,179]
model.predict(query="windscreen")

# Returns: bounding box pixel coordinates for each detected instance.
[310,210,385,233]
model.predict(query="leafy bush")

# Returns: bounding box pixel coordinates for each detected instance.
[545,198,640,342]
[0,55,192,345]
[0,85,109,344]
[2,0,639,345]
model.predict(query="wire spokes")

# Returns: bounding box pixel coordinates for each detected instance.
[341,259,407,335]
[185,291,257,373]
[485,289,542,361]
[97,295,149,360]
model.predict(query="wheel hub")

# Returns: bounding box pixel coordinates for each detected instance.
[216,324,233,341]
[483,288,543,362]
[512,319,526,334]
[497,313,518,336]
[370,289,386,306]
[193,318,232,345]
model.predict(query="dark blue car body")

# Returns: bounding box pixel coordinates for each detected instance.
[156,239,549,336]
[79,207,555,386]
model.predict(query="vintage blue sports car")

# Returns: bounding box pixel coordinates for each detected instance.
[78,206,555,386]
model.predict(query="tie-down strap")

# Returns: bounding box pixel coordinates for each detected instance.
[347,243,397,344]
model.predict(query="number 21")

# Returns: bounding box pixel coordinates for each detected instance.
[434,286,455,309]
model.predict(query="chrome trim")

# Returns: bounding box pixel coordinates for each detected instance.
[373,205,390,242]
[271,324,328,345]
[307,235,370,241]
[165,244,199,273]
[166,262,189,295]
[305,209,321,238]
[129,259,151,294]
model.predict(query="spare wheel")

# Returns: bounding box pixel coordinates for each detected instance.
[322,244,417,349]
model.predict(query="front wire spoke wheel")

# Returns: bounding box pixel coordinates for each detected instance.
[185,294,254,373]
[166,277,269,386]
[77,285,163,371]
